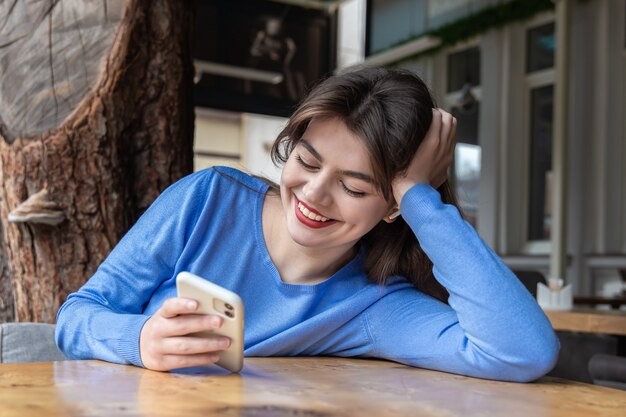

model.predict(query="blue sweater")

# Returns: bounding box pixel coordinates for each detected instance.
[55,167,559,381]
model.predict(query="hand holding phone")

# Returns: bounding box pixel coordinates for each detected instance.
[138,272,244,372]
[176,272,244,372]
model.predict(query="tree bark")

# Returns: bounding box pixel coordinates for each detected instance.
[0,0,194,322]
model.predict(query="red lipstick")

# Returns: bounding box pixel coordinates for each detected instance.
[294,197,337,229]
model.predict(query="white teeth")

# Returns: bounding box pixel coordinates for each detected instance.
[297,202,329,222]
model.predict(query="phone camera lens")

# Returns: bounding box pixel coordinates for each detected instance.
[225,303,234,310]
[225,311,234,318]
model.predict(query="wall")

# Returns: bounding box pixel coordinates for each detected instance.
[194,108,244,171]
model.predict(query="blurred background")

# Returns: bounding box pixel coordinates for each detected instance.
[192,0,626,305]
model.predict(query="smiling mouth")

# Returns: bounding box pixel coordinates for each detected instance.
[294,197,336,228]
[297,201,330,222]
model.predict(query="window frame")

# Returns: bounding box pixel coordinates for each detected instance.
[518,13,555,255]
[439,40,483,230]
[431,33,503,248]
[523,66,554,254]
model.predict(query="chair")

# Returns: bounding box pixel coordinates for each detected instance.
[512,270,547,297]
[588,353,626,391]
[0,322,67,363]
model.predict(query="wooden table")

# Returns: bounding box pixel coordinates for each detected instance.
[1,358,625,417]
[544,308,626,336]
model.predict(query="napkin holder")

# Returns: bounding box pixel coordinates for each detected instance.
[537,281,573,311]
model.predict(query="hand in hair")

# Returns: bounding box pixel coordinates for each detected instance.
[391,108,457,205]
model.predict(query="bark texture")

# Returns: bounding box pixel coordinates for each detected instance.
[0,0,194,322]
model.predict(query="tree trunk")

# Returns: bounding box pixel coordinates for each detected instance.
[0,0,194,323]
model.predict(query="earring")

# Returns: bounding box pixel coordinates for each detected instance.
[387,208,400,221]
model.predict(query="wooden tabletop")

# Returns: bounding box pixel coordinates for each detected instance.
[1,358,625,417]
[544,308,626,335]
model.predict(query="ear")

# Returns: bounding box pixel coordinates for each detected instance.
[383,207,400,223]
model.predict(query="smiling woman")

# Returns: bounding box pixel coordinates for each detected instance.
[266,117,395,284]
[270,68,456,300]
[55,67,560,382]
[280,119,391,247]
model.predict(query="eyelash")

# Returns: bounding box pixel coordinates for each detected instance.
[295,155,366,198]
[295,155,316,170]
[340,181,365,198]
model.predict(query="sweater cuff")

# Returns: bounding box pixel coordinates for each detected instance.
[116,314,151,367]
[399,183,441,230]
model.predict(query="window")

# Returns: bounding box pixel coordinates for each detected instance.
[528,85,554,241]
[193,0,336,117]
[447,46,480,92]
[526,22,555,73]
[454,141,481,226]
[446,46,481,227]
[525,22,555,244]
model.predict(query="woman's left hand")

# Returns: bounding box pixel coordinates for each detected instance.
[391,108,457,205]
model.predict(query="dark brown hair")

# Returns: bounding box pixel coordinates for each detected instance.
[271,67,458,303]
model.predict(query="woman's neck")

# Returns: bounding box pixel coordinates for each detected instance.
[262,194,357,285]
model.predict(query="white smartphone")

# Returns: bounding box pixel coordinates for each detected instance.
[175,271,244,373]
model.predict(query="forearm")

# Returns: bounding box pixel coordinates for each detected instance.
[399,184,559,379]
[54,171,211,365]
[55,290,149,366]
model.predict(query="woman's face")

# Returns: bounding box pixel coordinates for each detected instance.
[280,117,393,253]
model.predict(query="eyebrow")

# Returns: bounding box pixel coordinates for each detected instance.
[300,139,375,184]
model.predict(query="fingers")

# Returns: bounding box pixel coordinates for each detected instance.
[139,298,231,371]
[143,332,230,371]
[170,313,224,336]
[439,110,453,144]
[428,108,443,144]
[140,324,231,371]
[432,109,457,188]
[428,109,456,158]
[140,297,231,371]
[434,109,456,148]
[155,300,224,338]
[159,297,198,318]
[448,116,458,151]
[157,353,221,371]
[390,108,457,201]
[161,335,231,355]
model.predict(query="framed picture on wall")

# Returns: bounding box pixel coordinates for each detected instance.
[193,0,337,117]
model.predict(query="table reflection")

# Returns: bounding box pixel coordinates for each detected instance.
[0,358,617,417]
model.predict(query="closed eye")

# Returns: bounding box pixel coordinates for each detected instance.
[340,180,365,198]
[297,153,366,197]
[295,155,318,171]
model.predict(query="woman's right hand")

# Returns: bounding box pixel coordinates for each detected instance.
[139,297,231,371]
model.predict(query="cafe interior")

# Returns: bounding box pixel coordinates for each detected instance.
[1,0,625,411]
[188,0,626,388]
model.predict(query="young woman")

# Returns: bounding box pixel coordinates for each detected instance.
[55,67,559,381]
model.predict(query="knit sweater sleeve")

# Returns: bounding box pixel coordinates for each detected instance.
[362,183,560,382]
[55,170,212,366]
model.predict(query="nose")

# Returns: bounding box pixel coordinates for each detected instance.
[302,172,332,207]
